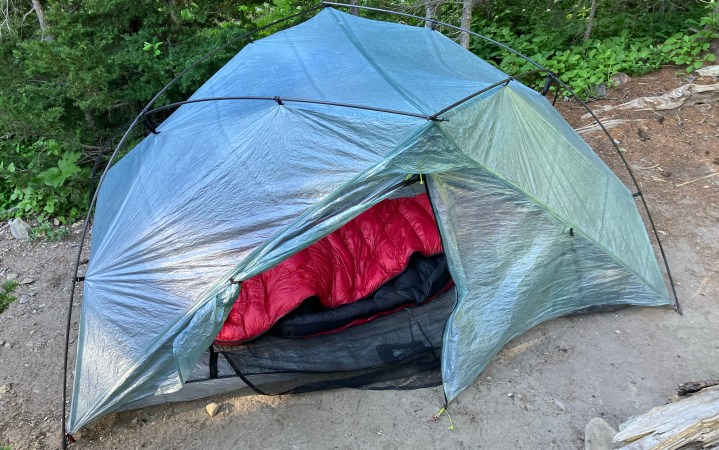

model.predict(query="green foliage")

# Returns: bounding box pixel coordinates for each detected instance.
[0,0,260,222]
[29,221,70,242]
[0,137,87,222]
[0,280,19,314]
[470,0,718,97]
[0,0,716,222]
[143,41,164,57]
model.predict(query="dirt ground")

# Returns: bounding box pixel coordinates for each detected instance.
[1,68,718,450]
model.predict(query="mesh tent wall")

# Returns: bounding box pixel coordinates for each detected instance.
[66,7,671,435]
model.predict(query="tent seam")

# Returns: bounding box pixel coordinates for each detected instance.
[326,8,427,115]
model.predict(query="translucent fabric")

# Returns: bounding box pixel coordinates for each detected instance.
[69,8,670,433]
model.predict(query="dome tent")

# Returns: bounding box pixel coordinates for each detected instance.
[64,5,674,440]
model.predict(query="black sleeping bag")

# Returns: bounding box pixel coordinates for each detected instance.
[271,253,452,338]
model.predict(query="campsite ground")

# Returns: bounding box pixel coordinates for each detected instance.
[1,68,718,450]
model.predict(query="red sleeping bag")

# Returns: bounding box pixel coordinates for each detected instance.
[215,193,443,345]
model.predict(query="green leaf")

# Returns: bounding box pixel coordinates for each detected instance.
[57,151,81,178]
[38,167,64,188]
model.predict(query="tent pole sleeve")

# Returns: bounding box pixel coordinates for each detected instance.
[430,69,546,119]
[144,96,441,122]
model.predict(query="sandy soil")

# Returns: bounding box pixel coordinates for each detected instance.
[1,68,718,450]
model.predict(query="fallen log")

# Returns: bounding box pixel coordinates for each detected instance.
[583,83,719,120]
[574,119,642,136]
[613,385,719,449]
[678,379,719,397]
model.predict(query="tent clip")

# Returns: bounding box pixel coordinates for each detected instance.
[73,276,85,283]
[228,276,241,285]
[632,191,642,198]
[541,73,553,96]
[274,96,284,106]
[65,433,76,445]
[141,115,160,135]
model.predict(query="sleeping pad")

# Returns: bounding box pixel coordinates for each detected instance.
[215,193,444,345]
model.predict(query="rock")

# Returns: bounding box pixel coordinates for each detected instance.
[0,340,4,346]
[585,417,617,450]
[6,273,18,281]
[553,398,566,411]
[612,72,631,86]
[591,82,607,98]
[19,278,34,285]
[18,296,29,304]
[53,218,60,226]
[205,402,219,417]
[697,65,719,77]
[0,384,11,394]
[9,218,31,240]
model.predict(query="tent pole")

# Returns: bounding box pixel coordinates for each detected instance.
[322,1,680,313]
[143,96,442,121]
[430,68,546,119]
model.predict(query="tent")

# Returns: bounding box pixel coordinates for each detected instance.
[65,6,674,438]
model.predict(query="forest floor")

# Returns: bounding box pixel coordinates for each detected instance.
[1,68,718,450]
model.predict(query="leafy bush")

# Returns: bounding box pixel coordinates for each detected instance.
[29,221,70,242]
[470,0,718,97]
[0,0,716,224]
[0,137,87,223]
[0,280,19,314]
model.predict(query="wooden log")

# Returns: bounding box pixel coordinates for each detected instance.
[613,386,719,449]
[677,379,719,397]
[582,82,719,120]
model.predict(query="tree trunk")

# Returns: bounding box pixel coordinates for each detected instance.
[425,0,443,29]
[708,4,719,60]
[84,109,97,130]
[168,0,180,29]
[584,0,597,42]
[460,0,474,49]
[30,0,52,41]
[349,0,359,16]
